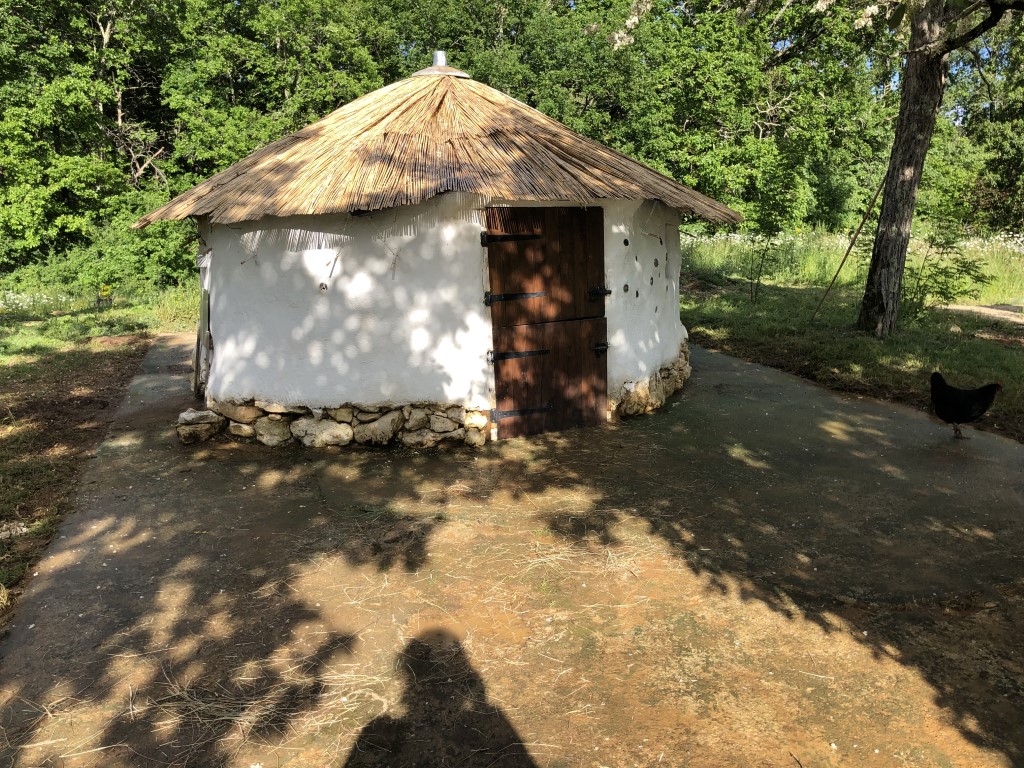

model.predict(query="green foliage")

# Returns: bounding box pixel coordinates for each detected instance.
[683,230,1018,308]
[0,188,195,294]
[0,0,1020,290]
[901,227,993,321]
[163,0,383,183]
[945,18,1024,232]
[917,117,990,229]
[37,311,148,343]
[0,0,382,285]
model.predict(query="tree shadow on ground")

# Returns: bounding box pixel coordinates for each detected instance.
[1,337,1022,765]
[0,406,533,766]
[315,351,1024,764]
[0,338,151,597]
[682,279,1024,441]
[549,377,1022,763]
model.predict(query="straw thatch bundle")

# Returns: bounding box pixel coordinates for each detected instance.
[135,65,741,228]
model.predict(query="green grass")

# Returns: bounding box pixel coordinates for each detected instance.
[682,231,859,289]
[962,235,1024,305]
[1,283,199,612]
[0,281,201,333]
[681,230,1024,306]
[681,273,1024,443]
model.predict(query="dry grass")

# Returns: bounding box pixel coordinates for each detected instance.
[144,661,387,745]
[135,70,741,227]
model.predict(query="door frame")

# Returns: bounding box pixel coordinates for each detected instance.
[483,204,608,438]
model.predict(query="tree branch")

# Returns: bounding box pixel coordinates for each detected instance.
[765,21,828,68]
[941,0,1024,54]
[949,0,987,25]
[965,45,998,112]
[132,147,165,183]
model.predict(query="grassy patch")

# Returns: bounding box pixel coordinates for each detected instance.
[681,230,1024,306]
[681,276,1024,442]
[1,287,198,614]
[962,235,1024,306]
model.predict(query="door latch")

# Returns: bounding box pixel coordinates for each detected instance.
[588,286,613,300]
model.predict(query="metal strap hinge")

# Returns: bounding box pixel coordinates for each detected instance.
[481,231,544,247]
[488,348,550,364]
[484,290,546,306]
[490,405,552,422]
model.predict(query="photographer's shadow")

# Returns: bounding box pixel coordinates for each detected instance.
[344,628,538,767]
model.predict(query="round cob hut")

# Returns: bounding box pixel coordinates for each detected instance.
[137,53,741,448]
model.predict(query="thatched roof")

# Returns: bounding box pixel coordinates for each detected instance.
[135,64,741,228]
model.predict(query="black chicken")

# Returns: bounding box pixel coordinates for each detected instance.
[930,371,1002,439]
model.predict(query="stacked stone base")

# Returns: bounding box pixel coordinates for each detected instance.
[177,399,491,449]
[176,341,693,447]
[609,340,692,417]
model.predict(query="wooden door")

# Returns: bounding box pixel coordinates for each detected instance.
[485,207,608,439]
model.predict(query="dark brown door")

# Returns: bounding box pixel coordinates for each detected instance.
[485,207,608,439]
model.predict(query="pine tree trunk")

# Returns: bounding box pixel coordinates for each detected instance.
[856,1,949,338]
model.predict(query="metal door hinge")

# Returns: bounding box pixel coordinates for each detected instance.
[491,405,552,422]
[481,231,544,247]
[488,349,550,364]
[484,290,547,306]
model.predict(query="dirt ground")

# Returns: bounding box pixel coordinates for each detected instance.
[0,332,151,611]
[1,334,1023,768]
[946,304,1024,328]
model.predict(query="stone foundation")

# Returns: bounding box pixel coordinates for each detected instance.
[608,340,692,417]
[176,340,693,446]
[177,399,492,449]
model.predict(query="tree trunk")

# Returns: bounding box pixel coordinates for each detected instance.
[856,1,949,338]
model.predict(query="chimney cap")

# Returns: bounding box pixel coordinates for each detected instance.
[411,51,470,78]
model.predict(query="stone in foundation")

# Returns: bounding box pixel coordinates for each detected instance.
[353,410,405,444]
[291,417,354,447]
[255,415,294,447]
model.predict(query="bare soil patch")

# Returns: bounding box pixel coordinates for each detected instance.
[1,338,1021,768]
[0,334,151,615]
[946,304,1024,326]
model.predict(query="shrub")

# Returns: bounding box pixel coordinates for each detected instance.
[901,226,993,322]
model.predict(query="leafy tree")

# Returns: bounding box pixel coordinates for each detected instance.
[948,18,1024,229]
[0,0,383,285]
[916,114,990,228]
[0,0,184,273]
[162,0,383,185]
[0,0,119,268]
[0,0,1017,298]
[853,0,1024,337]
